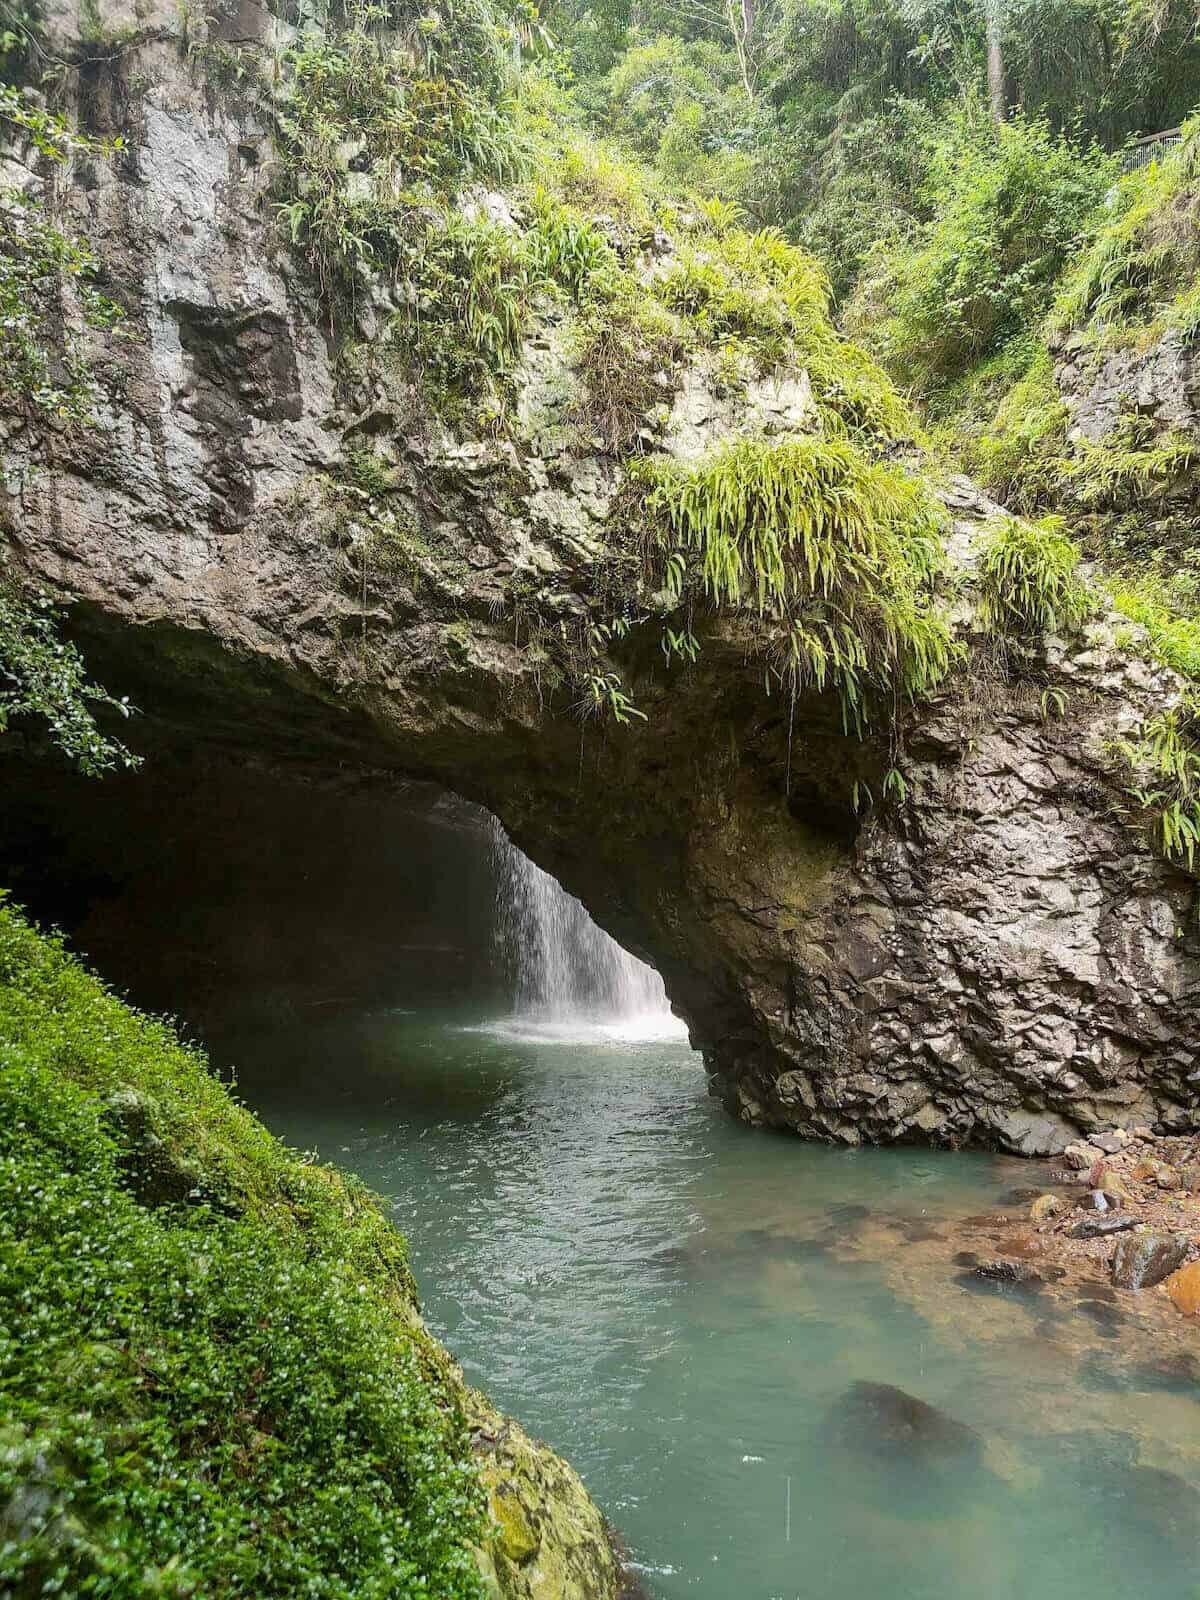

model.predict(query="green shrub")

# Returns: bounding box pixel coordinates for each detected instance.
[849,112,1116,394]
[656,225,913,439]
[978,513,1092,636]
[596,31,759,198]
[0,902,488,1597]
[1051,116,1200,340]
[526,184,617,297]
[637,434,954,729]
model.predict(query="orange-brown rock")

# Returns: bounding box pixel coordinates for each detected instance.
[1165,1261,1200,1315]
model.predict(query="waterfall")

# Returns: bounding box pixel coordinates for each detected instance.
[489,821,683,1039]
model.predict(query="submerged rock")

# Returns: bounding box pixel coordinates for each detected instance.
[974,1259,1041,1283]
[1111,1230,1190,1290]
[826,1382,982,1471]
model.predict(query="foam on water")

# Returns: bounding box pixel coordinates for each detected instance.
[470,1011,690,1046]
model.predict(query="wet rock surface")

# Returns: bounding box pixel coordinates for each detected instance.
[4,0,1200,1158]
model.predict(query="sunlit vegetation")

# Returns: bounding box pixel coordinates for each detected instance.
[847,114,1116,396]
[1051,117,1200,343]
[977,514,1091,637]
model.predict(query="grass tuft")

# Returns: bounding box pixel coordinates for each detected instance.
[978,513,1092,636]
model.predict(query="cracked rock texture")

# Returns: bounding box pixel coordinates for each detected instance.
[4,0,1200,1167]
[1054,326,1200,444]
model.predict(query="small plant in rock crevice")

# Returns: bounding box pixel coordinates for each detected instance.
[977,514,1092,638]
[1110,704,1200,874]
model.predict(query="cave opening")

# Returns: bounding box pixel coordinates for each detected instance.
[0,749,685,1052]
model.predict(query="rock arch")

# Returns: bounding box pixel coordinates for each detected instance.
[5,7,1199,1152]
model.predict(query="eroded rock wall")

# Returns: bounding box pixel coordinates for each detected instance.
[4,0,1199,1161]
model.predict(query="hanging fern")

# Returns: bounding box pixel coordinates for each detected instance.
[636,435,955,730]
[978,513,1092,636]
[1111,705,1200,873]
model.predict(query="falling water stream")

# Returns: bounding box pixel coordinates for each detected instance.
[487,821,687,1042]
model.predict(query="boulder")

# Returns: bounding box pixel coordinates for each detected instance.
[1155,1164,1183,1191]
[1111,1230,1190,1290]
[826,1382,982,1469]
[1164,1261,1200,1315]
[1063,1143,1105,1171]
[1099,1172,1134,1207]
[1070,1214,1140,1240]
[1029,1194,1065,1223]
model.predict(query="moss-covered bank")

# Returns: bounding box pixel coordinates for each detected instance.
[0,900,622,1599]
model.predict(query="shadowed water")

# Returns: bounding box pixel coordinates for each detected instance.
[218,1007,1200,1600]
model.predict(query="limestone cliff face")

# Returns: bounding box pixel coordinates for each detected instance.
[4,0,1199,1165]
[1053,324,1200,446]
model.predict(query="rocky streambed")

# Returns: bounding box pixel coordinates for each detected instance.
[950,1126,1200,1324]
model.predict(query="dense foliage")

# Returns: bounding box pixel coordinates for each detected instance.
[0,89,137,774]
[847,115,1116,393]
[639,436,954,729]
[546,0,1200,271]
[0,902,488,1598]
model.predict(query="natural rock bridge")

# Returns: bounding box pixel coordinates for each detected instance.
[6,0,1200,1154]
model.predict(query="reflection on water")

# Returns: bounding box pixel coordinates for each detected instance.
[216,1006,1200,1600]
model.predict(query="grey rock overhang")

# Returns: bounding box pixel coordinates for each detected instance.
[4,11,1199,1154]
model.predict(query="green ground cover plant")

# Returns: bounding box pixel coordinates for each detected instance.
[0,900,489,1598]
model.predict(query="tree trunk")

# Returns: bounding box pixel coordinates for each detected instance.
[985,0,1006,122]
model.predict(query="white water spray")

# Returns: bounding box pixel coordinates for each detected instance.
[488,821,685,1042]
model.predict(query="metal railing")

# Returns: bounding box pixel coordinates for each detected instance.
[1123,127,1184,173]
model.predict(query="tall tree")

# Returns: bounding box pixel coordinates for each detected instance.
[984,0,1006,119]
